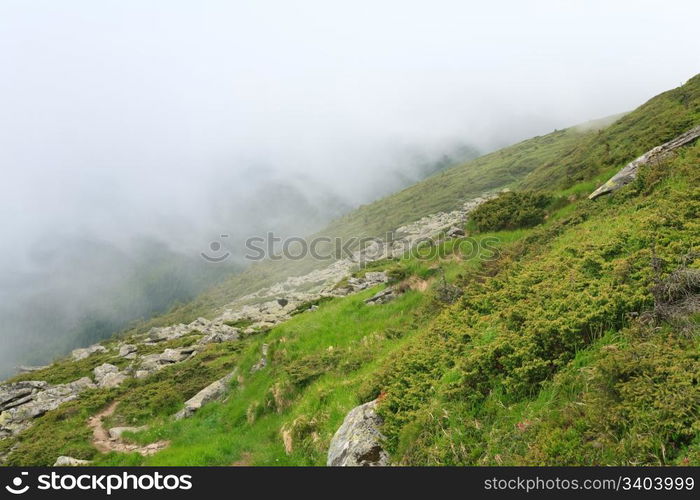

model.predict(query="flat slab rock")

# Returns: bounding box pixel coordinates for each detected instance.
[174,371,236,420]
[589,125,700,199]
[327,399,390,466]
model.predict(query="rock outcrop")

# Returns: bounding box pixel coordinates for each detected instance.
[174,371,236,420]
[0,377,95,437]
[327,400,389,466]
[589,125,700,199]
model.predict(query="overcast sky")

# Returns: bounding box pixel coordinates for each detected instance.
[1,0,698,270]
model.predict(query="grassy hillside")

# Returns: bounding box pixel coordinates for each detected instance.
[127,76,700,334]
[2,74,699,466]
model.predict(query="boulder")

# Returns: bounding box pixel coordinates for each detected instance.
[146,324,190,343]
[54,456,91,467]
[93,363,127,388]
[71,345,107,361]
[137,347,197,377]
[118,344,137,358]
[327,400,389,466]
[197,322,240,345]
[174,371,236,420]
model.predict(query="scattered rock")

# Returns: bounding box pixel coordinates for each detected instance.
[174,371,236,420]
[327,400,390,466]
[71,345,108,361]
[54,456,91,467]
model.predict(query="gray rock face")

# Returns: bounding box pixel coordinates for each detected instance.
[174,371,236,420]
[71,345,108,361]
[54,456,91,466]
[0,381,48,412]
[589,125,700,200]
[0,377,95,437]
[327,400,389,466]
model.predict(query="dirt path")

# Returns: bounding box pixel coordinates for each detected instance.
[88,401,169,456]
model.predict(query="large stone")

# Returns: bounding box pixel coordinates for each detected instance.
[118,344,137,358]
[327,400,389,466]
[197,322,240,345]
[54,456,91,467]
[136,347,197,378]
[71,345,108,361]
[93,363,127,389]
[589,125,700,199]
[174,371,236,420]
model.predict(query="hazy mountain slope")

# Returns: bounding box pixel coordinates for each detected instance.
[521,73,700,189]
[1,75,698,467]
[127,75,700,335]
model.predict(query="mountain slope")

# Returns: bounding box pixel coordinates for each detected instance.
[1,74,698,466]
